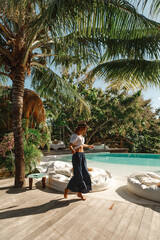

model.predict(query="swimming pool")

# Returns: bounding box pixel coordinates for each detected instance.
[56,152,160,177]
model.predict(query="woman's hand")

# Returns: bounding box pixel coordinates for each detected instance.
[70,144,76,154]
[89,145,94,149]
[72,149,76,154]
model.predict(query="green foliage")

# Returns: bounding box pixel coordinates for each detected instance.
[0,125,51,175]
[23,124,51,173]
[0,87,12,133]
[45,81,160,153]
[23,143,43,174]
[23,123,52,149]
[31,67,91,119]
[0,133,15,173]
[87,60,160,91]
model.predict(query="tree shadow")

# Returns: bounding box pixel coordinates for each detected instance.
[5,186,28,194]
[3,179,72,196]
[0,205,18,211]
[0,185,15,191]
[0,198,81,220]
[116,185,160,212]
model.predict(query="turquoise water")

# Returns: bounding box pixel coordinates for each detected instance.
[58,153,160,166]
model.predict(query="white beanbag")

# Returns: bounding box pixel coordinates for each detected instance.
[127,172,160,202]
[45,161,113,192]
[47,161,72,177]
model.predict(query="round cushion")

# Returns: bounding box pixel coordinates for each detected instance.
[127,172,160,202]
[45,161,113,192]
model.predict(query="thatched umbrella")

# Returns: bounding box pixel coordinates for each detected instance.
[0,86,46,131]
[23,89,46,128]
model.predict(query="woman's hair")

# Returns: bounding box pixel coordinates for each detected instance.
[75,126,87,134]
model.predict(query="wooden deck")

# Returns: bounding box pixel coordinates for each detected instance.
[0,177,160,240]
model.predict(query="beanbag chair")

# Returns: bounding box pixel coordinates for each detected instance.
[127,172,160,202]
[46,161,113,192]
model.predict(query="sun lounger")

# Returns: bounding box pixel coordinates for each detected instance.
[50,141,66,150]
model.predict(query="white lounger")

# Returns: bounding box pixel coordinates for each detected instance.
[50,141,66,150]
[127,172,160,203]
[43,161,113,192]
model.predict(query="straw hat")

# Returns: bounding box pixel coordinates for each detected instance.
[77,121,88,127]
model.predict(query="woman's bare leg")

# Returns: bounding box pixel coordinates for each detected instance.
[64,188,69,198]
[77,192,86,200]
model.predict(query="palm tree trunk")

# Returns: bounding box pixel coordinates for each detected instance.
[12,66,25,188]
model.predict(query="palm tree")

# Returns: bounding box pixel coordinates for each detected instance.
[0,0,159,187]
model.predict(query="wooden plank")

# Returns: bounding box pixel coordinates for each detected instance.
[21,198,93,240]
[66,200,122,240]
[0,189,62,231]
[148,206,160,240]
[0,177,14,186]
[123,205,145,240]
[96,202,129,239]
[74,202,111,240]
[0,189,56,215]
[9,198,83,240]
[91,201,123,240]
[63,199,108,240]
[35,198,98,240]
[0,179,46,208]
[136,206,154,240]
[1,178,160,240]
[110,203,137,240]
[0,197,62,239]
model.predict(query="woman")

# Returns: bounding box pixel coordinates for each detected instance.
[64,122,94,200]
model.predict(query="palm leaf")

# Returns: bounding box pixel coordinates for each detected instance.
[9,0,160,66]
[87,59,160,90]
[101,33,160,61]
[31,65,91,119]
[134,0,160,16]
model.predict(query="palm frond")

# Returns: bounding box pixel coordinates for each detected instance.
[87,59,160,90]
[134,0,160,17]
[1,0,160,70]
[31,64,91,119]
[31,35,101,69]
[19,0,160,65]
[101,33,160,61]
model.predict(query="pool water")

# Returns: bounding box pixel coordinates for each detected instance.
[58,153,160,166]
[56,152,160,177]
[86,153,160,166]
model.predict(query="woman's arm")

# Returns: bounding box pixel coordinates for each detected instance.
[83,144,94,149]
[69,143,76,154]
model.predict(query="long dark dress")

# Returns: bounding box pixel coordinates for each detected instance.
[67,152,92,193]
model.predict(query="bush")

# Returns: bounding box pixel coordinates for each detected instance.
[0,133,15,173]
[0,126,51,175]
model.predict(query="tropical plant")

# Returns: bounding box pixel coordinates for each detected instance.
[0,0,160,187]
[0,86,12,134]
[0,133,15,173]
[23,131,43,174]
[0,126,51,175]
